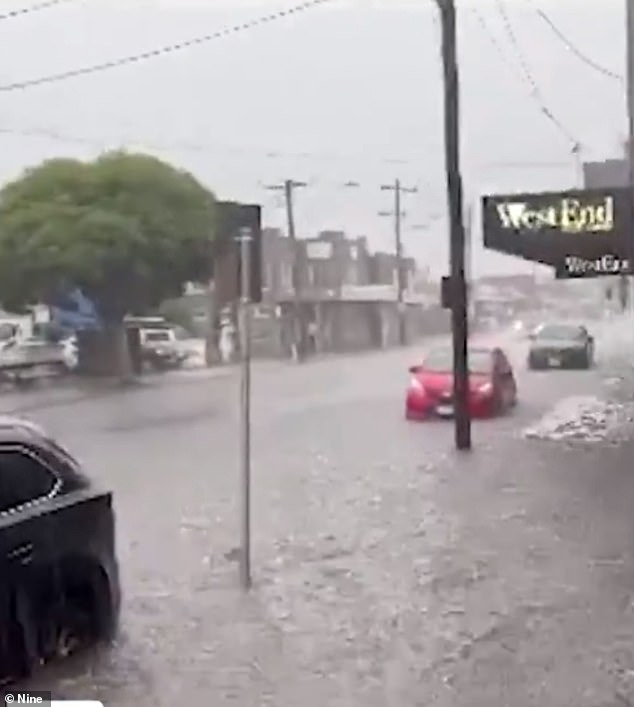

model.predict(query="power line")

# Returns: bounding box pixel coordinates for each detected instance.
[473,7,581,148]
[0,0,334,92]
[492,0,581,149]
[0,0,78,21]
[533,7,624,83]
[0,122,579,171]
[472,9,530,85]
[0,121,581,173]
[0,123,416,165]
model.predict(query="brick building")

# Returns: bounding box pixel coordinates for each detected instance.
[369,252,417,290]
[261,227,418,298]
[261,227,294,300]
[302,231,373,293]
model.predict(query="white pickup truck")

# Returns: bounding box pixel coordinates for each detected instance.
[0,336,69,385]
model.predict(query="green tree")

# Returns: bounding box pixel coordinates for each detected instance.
[0,151,216,377]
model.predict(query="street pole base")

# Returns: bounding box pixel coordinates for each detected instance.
[239,565,252,591]
[455,410,472,450]
[455,431,472,451]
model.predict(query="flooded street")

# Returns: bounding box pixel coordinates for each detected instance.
[0,0,631,701]
[6,322,634,706]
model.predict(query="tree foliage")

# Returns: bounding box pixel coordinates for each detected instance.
[0,151,216,321]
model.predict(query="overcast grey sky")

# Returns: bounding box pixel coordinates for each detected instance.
[0,0,626,275]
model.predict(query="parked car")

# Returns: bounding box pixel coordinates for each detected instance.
[406,345,517,420]
[0,337,69,387]
[527,322,594,369]
[0,417,120,683]
[140,327,188,371]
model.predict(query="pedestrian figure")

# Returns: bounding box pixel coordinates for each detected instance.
[307,320,318,355]
[219,318,235,364]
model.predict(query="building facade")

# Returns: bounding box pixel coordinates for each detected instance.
[261,227,419,298]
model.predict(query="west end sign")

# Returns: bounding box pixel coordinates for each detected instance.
[495,194,614,233]
[555,253,631,279]
[481,186,633,276]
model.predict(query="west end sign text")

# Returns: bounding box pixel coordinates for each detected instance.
[556,253,631,279]
[496,196,614,234]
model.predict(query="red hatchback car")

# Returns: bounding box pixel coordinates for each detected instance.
[405,346,517,420]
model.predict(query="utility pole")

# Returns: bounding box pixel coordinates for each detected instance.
[436,0,471,451]
[266,179,308,360]
[380,180,418,345]
[464,202,474,324]
[237,226,253,590]
[626,0,634,311]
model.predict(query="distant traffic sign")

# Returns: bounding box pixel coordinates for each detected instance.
[214,201,262,305]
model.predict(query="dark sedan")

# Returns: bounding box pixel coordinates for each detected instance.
[527,323,594,370]
[0,416,120,683]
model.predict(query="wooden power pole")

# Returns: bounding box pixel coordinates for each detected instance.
[436,0,471,450]
[380,179,417,345]
[266,179,307,360]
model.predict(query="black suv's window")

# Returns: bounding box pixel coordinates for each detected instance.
[0,447,60,514]
[536,324,579,340]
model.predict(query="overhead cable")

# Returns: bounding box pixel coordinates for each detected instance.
[492,0,581,149]
[0,0,334,91]
[534,6,623,83]
[0,0,78,22]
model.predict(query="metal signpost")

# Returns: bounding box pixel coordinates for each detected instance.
[238,226,252,590]
[213,202,261,590]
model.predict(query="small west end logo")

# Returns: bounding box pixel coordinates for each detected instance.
[564,254,630,274]
[495,196,614,233]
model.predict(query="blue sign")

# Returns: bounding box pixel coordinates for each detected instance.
[50,288,101,332]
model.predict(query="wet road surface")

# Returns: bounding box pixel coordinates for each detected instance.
[9,322,634,705]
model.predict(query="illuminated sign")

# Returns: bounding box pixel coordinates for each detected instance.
[482,187,631,266]
[495,196,614,233]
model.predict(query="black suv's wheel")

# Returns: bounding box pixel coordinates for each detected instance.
[6,588,39,681]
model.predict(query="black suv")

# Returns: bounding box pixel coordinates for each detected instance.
[528,323,595,370]
[0,416,120,682]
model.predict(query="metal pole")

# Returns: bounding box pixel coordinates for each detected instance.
[625,0,634,311]
[238,226,252,590]
[437,0,471,451]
